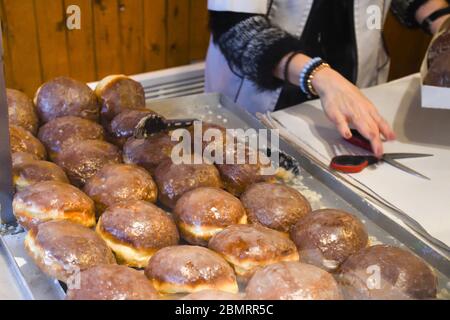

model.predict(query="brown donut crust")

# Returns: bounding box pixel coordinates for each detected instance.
[13,181,95,229]
[98,200,179,252]
[66,264,158,300]
[337,245,437,300]
[154,159,223,209]
[290,209,368,272]
[427,30,450,68]
[12,152,39,168]
[145,245,238,294]
[424,50,450,87]
[35,77,99,123]
[10,125,47,160]
[107,108,159,147]
[13,159,69,192]
[96,75,146,123]
[24,220,116,282]
[7,89,39,135]
[182,290,242,300]
[123,133,178,174]
[84,164,157,214]
[209,224,298,263]
[56,139,122,187]
[38,116,105,160]
[174,187,247,245]
[245,261,342,300]
[241,182,312,233]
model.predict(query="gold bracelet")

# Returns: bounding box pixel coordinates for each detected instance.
[307,63,330,97]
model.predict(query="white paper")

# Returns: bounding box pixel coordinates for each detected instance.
[271,74,450,247]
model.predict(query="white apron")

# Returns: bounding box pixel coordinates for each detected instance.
[206,0,392,114]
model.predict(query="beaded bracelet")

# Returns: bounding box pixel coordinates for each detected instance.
[299,57,330,98]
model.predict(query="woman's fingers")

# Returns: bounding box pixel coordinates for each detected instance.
[352,112,384,157]
[328,109,352,139]
[369,109,396,140]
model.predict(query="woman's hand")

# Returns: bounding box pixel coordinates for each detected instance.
[312,67,396,158]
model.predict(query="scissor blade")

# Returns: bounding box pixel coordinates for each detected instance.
[385,153,433,160]
[383,158,430,180]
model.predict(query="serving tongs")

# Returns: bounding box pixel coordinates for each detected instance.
[134,113,198,139]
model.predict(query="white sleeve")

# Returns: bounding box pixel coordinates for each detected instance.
[207,0,269,14]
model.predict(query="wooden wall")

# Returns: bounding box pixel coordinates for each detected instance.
[0,1,431,98]
[0,0,209,97]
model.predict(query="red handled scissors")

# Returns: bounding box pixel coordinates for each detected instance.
[330,129,433,180]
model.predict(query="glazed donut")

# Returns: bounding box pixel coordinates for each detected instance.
[245,261,342,300]
[96,200,179,268]
[34,77,99,123]
[336,245,437,300]
[424,50,450,87]
[209,224,299,281]
[66,264,158,300]
[290,209,368,272]
[55,139,122,187]
[95,75,145,123]
[123,133,178,174]
[188,122,229,158]
[12,152,39,168]
[173,187,247,245]
[154,159,223,209]
[182,290,242,300]
[145,245,238,294]
[7,89,39,135]
[107,108,160,147]
[38,116,105,161]
[13,159,69,192]
[427,30,450,68]
[13,181,96,229]
[84,164,157,215]
[216,145,275,196]
[24,220,116,282]
[241,182,312,233]
[10,125,47,160]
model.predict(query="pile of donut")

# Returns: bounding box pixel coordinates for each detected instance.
[7,75,438,300]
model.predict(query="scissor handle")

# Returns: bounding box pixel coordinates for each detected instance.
[345,129,373,152]
[330,155,378,173]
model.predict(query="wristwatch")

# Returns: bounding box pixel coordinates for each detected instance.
[421,6,450,34]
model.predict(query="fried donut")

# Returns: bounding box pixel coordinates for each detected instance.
[7,88,39,135]
[97,200,179,268]
[154,159,223,209]
[24,220,116,282]
[182,290,242,300]
[84,164,157,215]
[245,261,342,300]
[13,181,95,229]
[427,30,450,68]
[123,133,178,174]
[56,139,122,187]
[173,187,247,245]
[241,182,312,233]
[34,77,99,123]
[336,245,437,300]
[66,264,158,300]
[10,125,47,160]
[95,75,145,123]
[107,108,160,147]
[216,145,275,196]
[290,209,368,272]
[13,159,69,192]
[12,152,39,168]
[145,245,238,294]
[209,224,299,281]
[38,116,105,160]
[424,50,450,87]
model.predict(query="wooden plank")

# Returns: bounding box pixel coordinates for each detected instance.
[34,0,70,81]
[118,0,144,75]
[189,0,209,61]
[384,12,431,81]
[167,0,189,67]
[143,0,167,71]
[63,0,97,82]
[1,0,42,97]
[92,0,122,78]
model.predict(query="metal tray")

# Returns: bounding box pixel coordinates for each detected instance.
[1,92,449,299]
